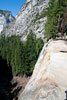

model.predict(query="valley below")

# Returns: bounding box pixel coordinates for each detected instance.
[0,56,30,100]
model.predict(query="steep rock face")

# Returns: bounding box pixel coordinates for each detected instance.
[0,10,15,33]
[19,40,67,100]
[15,0,49,41]
[3,0,49,41]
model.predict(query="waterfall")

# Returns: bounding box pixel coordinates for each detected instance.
[35,42,48,67]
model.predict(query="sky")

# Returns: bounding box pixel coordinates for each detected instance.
[0,0,26,17]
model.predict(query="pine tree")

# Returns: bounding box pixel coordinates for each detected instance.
[44,0,67,38]
[0,33,44,76]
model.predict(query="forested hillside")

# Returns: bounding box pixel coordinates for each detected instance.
[0,31,43,76]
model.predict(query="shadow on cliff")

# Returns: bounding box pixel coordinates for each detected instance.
[0,56,23,100]
[0,56,13,100]
[11,84,22,100]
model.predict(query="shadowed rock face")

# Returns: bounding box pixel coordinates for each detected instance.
[0,56,13,100]
[19,40,67,100]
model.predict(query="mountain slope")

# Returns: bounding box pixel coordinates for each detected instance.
[2,0,49,41]
[0,10,15,33]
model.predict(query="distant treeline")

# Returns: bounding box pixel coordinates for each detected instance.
[0,31,44,76]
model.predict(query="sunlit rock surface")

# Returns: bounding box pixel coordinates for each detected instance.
[0,10,15,33]
[2,0,49,41]
[15,0,49,41]
[19,40,67,100]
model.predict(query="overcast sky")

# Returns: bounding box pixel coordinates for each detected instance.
[0,0,26,17]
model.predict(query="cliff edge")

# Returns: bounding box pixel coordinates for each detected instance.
[19,39,67,100]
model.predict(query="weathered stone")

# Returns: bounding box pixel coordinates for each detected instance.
[19,40,67,100]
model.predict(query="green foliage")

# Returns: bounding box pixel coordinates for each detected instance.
[44,0,67,38]
[0,32,44,76]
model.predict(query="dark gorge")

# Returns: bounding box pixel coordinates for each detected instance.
[0,56,13,100]
[0,56,27,100]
